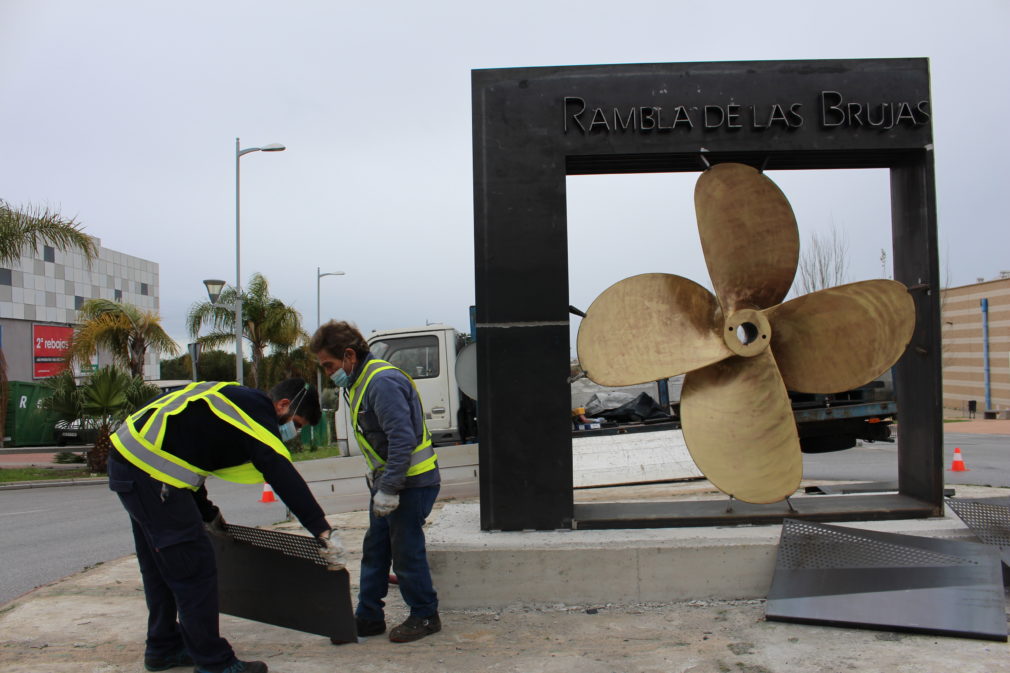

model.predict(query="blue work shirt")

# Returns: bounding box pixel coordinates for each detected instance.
[349,353,440,494]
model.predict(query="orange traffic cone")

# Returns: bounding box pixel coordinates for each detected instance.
[259,482,278,503]
[949,447,969,472]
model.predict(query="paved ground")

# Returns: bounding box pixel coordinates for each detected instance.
[2,425,1008,672]
[2,484,1009,673]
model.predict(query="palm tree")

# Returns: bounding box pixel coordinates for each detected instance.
[186,272,305,389]
[1,200,99,447]
[44,367,160,472]
[66,299,179,378]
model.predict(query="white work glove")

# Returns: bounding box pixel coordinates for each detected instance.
[372,490,400,517]
[317,530,347,571]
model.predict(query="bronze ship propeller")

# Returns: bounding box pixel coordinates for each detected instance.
[576,163,915,504]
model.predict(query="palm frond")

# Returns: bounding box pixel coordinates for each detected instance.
[0,200,98,267]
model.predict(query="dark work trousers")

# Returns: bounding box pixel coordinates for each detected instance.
[356,484,440,622]
[108,457,235,669]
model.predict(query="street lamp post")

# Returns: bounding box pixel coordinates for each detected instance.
[235,137,285,385]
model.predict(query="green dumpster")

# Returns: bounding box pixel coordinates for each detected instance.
[299,414,331,449]
[5,381,60,447]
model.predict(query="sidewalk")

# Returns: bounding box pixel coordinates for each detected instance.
[2,483,1009,673]
[944,418,1010,435]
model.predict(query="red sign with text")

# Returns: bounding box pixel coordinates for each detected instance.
[32,324,74,378]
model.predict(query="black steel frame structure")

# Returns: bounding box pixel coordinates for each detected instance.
[472,59,942,531]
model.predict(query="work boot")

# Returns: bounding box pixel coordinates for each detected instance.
[389,613,441,643]
[144,648,194,671]
[354,617,387,637]
[193,660,267,673]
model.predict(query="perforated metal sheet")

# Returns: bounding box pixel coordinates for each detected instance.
[210,524,356,643]
[766,519,1007,641]
[224,523,330,566]
[946,497,1010,571]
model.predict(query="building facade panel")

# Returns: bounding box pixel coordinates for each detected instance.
[940,275,1010,415]
[0,239,161,381]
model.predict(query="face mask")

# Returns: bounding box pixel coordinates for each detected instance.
[330,367,350,388]
[278,420,297,442]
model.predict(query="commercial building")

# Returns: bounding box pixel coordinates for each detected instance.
[0,238,160,381]
[940,273,1010,417]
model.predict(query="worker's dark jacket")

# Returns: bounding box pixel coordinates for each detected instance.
[111,385,329,537]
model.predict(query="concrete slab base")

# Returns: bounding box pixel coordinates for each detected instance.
[427,502,982,609]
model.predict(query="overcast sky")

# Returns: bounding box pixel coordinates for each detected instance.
[2,1,1007,358]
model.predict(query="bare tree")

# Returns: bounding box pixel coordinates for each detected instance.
[796,223,849,295]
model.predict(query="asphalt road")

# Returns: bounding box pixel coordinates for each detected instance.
[802,432,1010,488]
[1,432,1006,607]
[0,478,328,606]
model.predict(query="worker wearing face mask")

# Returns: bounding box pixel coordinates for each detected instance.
[108,378,346,673]
[310,321,441,643]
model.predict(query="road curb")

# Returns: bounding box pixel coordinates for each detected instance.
[0,477,108,491]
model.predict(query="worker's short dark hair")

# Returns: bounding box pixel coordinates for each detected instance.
[269,378,322,426]
[310,320,370,360]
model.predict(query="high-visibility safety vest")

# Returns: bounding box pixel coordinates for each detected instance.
[348,358,437,478]
[110,381,291,491]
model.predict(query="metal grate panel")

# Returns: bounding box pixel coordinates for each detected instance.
[946,497,1010,550]
[766,519,1007,641]
[777,519,975,570]
[211,524,356,642]
[224,523,329,566]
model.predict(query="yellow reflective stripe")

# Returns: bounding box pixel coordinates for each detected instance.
[140,382,222,445]
[405,441,437,476]
[213,463,265,484]
[350,361,397,470]
[406,454,438,477]
[111,425,207,490]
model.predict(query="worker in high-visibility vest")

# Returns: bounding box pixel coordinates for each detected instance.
[311,320,441,643]
[108,377,344,673]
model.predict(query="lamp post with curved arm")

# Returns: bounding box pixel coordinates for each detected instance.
[234,137,285,385]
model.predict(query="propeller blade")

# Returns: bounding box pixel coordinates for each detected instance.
[681,350,802,504]
[695,163,799,313]
[766,279,915,393]
[577,273,733,386]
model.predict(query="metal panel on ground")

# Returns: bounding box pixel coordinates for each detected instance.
[765,519,1007,641]
[210,524,356,643]
[946,497,1010,573]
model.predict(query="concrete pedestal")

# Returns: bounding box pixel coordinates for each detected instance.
[427,503,978,609]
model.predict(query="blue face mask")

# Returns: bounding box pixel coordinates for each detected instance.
[278,420,297,442]
[330,367,350,389]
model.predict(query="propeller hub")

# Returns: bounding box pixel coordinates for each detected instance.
[722,308,771,357]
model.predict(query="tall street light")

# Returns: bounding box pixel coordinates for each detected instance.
[235,137,285,385]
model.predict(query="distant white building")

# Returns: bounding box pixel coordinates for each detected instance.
[0,238,161,381]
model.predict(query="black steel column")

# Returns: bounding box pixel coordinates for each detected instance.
[891,150,943,511]
[473,70,573,530]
